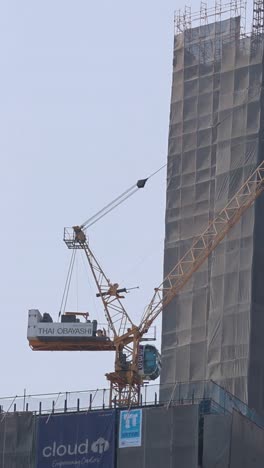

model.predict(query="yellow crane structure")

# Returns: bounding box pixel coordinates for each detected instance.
[63,161,264,407]
[28,161,264,407]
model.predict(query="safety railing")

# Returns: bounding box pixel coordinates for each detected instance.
[1,380,264,429]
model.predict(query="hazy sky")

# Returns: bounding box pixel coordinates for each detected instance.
[0,0,254,401]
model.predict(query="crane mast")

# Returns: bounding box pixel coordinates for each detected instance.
[63,226,138,402]
[63,226,135,339]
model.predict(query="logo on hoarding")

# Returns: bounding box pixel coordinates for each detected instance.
[119,409,142,448]
[43,438,109,457]
[37,412,115,468]
[91,438,109,454]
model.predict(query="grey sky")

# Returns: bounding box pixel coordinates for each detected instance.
[0,0,254,397]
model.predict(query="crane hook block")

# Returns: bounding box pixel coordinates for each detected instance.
[137,178,148,188]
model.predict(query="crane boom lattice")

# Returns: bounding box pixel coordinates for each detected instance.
[63,227,135,338]
[139,161,264,335]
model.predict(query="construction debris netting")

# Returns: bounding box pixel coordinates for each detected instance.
[0,413,36,468]
[117,405,199,468]
[229,410,264,467]
[161,14,264,412]
[203,414,232,468]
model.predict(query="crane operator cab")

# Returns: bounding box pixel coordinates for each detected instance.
[118,346,161,381]
[27,309,115,351]
[138,344,161,381]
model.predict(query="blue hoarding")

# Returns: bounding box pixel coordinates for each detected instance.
[37,411,116,468]
[119,409,142,448]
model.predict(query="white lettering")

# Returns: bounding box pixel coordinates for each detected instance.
[43,446,52,457]
[81,456,100,464]
[68,444,77,456]
[78,439,89,455]
[43,439,91,458]
[125,413,138,429]
[138,346,144,372]
[57,445,67,457]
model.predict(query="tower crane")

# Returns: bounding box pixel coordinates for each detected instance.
[28,161,264,407]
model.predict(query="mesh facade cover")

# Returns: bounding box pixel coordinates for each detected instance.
[117,405,199,468]
[0,413,36,468]
[162,15,264,412]
[203,414,232,468]
[229,410,264,467]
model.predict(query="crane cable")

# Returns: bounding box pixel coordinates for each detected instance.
[80,162,167,230]
[58,249,77,319]
[58,161,167,318]
[80,82,262,231]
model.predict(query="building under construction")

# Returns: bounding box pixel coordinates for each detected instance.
[162,0,264,416]
[2,0,264,467]
[1,381,264,467]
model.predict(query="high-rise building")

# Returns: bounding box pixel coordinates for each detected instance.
[161,0,264,414]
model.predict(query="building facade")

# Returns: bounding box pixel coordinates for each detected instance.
[161,1,264,413]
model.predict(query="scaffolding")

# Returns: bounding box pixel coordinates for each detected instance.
[252,0,264,40]
[174,0,247,37]
[174,0,264,43]
[174,0,264,64]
